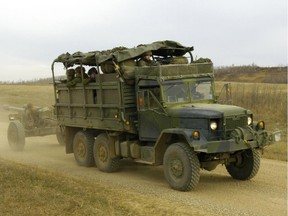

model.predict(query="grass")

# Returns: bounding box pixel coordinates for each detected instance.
[215,65,287,84]
[0,84,54,107]
[0,158,134,215]
[0,159,197,216]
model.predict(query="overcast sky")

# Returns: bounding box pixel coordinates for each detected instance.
[0,0,287,82]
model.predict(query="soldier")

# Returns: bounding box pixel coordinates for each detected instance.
[24,103,39,128]
[137,51,159,66]
[66,68,75,81]
[60,68,75,83]
[83,67,98,84]
[66,66,87,87]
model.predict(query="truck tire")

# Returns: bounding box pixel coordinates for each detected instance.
[93,133,120,172]
[56,126,65,146]
[7,120,25,151]
[225,148,260,180]
[163,143,200,191]
[73,131,95,167]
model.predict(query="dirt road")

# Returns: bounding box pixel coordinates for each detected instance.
[0,110,287,216]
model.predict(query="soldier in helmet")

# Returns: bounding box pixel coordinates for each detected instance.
[60,68,75,83]
[24,103,40,129]
[83,67,98,85]
[66,68,75,81]
[66,66,87,87]
[137,51,159,66]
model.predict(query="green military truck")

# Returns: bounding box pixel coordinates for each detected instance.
[51,40,280,191]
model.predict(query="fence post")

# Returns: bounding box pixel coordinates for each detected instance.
[225,83,232,104]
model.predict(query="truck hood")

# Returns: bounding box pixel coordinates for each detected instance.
[167,103,248,118]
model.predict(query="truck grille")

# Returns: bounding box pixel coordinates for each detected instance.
[225,115,247,131]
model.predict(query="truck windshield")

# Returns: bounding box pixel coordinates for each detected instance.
[163,80,213,103]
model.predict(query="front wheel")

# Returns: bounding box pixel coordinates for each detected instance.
[73,131,95,167]
[7,120,25,151]
[163,143,200,191]
[93,133,120,172]
[226,148,261,180]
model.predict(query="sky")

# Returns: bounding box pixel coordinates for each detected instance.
[0,0,287,82]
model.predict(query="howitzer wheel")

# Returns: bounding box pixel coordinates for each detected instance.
[73,131,95,167]
[163,143,200,191]
[7,120,25,151]
[93,133,120,172]
[225,148,261,180]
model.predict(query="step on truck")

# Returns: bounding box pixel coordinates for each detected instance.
[51,40,280,191]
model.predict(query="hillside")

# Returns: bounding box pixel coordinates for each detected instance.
[214,65,287,83]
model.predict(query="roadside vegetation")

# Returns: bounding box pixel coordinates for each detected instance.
[0,159,195,216]
[215,65,287,84]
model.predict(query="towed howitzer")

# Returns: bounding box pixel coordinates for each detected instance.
[6,103,65,151]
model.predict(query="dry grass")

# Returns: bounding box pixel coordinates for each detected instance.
[215,66,287,84]
[0,84,54,107]
[0,159,197,216]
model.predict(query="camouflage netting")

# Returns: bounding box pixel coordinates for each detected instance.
[53,40,193,67]
[52,40,207,84]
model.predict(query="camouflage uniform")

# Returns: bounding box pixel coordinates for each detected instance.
[24,103,40,128]
[137,51,159,66]
[66,66,87,87]
[83,67,98,85]
[66,68,75,81]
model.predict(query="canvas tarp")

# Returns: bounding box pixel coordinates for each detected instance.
[53,40,193,67]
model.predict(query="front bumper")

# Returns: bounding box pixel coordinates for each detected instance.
[192,128,281,154]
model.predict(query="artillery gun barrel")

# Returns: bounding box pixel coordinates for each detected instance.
[2,104,25,112]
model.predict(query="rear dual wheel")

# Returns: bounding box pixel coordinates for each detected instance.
[93,133,120,172]
[73,131,95,167]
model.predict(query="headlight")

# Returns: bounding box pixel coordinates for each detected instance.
[210,121,217,130]
[247,116,252,125]
[256,121,265,130]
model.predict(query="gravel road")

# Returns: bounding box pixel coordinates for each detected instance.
[0,110,287,216]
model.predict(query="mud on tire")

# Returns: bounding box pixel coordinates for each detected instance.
[163,143,200,191]
[73,131,95,167]
[93,133,120,172]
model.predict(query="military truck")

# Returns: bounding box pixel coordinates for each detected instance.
[6,104,64,151]
[51,40,280,191]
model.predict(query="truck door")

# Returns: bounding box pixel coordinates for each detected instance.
[137,87,169,141]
